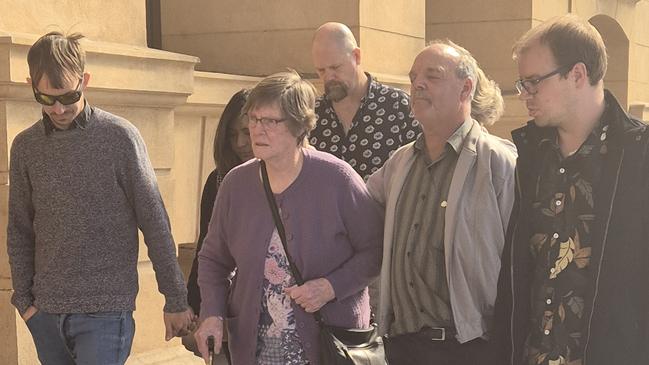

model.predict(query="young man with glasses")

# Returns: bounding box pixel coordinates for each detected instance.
[493,15,649,365]
[7,32,194,365]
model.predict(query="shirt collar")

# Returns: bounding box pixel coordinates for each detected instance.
[358,72,378,107]
[43,100,91,135]
[321,72,377,109]
[414,118,472,158]
[536,108,608,154]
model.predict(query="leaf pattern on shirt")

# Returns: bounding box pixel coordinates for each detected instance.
[572,230,591,269]
[549,356,565,365]
[533,352,548,364]
[526,123,604,365]
[570,185,577,202]
[574,179,593,208]
[578,214,595,234]
[566,296,585,319]
[550,238,575,279]
[573,248,591,269]
[558,303,566,322]
[530,233,548,256]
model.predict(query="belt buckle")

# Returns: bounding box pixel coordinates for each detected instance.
[429,327,446,341]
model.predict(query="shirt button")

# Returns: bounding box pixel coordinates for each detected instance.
[555,200,562,206]
[558,167,565,174]
[441,200,448,208]
[544,329,550,335]
[552,232,559,239]
[546,299,552,305]
[550,268,555,274]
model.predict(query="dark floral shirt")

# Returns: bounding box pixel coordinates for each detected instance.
[524,121,610,365]
[309,73,420,181]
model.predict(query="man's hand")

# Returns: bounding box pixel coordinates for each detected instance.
[164,308,196,341]
[194,316,224,364]
[285,278,335,313]
[21,305,38,322]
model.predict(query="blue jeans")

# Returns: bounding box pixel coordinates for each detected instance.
[26,310,135,365]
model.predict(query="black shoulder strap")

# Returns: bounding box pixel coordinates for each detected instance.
[260,160,326,325]
[260,159,304,285]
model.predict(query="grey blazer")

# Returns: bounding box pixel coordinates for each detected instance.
[367,119,517,343]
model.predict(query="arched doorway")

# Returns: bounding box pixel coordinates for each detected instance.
[589,15,630,109]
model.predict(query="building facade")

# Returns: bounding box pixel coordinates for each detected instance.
[0,0,648,363]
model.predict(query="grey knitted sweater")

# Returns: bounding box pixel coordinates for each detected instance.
[7,105,187,315]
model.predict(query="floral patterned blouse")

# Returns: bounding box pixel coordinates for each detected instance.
[524,120,608,365]
[255,229,309,365]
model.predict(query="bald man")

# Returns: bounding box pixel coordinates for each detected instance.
[367,41,516,365]
[309,22,420,181]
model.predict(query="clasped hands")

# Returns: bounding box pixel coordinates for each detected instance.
[285,277,335,313]
[163,307,197,341]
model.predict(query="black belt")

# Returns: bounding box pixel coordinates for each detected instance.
[417,326,456,341]
[388,326,457,342]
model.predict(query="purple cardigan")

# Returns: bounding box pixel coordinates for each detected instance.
[198,148,383,365]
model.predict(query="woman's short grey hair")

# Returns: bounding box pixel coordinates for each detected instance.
[243,69,317,144]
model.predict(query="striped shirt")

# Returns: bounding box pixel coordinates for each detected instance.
[389,119,471,336]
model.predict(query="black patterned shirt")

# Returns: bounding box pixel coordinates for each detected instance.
[524,119,609,365]
[309,73,420,181]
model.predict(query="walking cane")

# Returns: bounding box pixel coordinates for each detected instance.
[207,335,215,365]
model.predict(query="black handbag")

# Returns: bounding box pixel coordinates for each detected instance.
[260,160,387,365]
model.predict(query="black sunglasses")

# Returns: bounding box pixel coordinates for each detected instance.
[32,79,83,106]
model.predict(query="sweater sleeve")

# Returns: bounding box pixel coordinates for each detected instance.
[7,137,36,315]
[197,174,236,320]
[120,127,188,313]
[325,169,384,301]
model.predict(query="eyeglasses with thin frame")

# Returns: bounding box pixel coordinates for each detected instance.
[514,63,576,95]
[245,113,286,130]
[32,78,84,106]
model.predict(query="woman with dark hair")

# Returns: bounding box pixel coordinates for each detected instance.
[183,89,252,362]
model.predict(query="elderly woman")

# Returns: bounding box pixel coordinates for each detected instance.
[194,70,383,365]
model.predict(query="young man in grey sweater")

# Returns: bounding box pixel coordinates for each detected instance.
[6,31,194,365]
